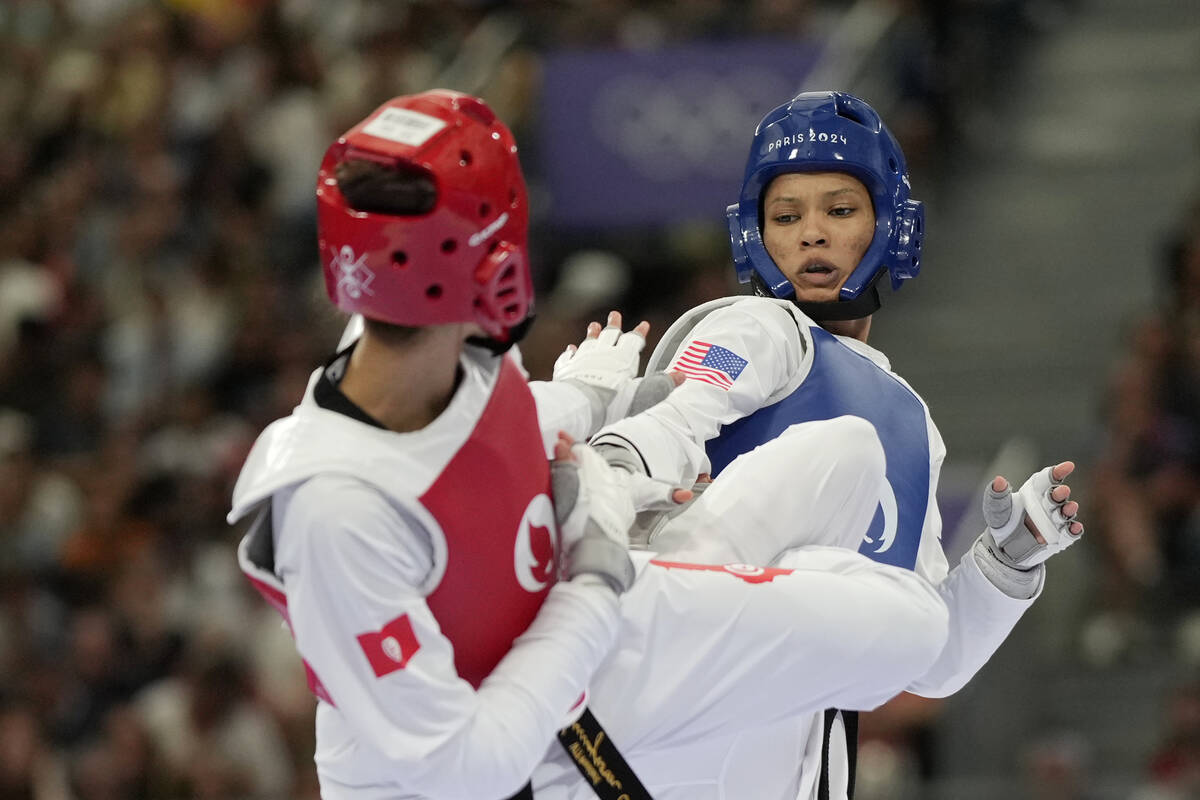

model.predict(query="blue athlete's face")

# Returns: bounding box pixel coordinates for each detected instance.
[761,172,875,304]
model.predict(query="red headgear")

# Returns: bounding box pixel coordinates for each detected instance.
[317,90,532,340]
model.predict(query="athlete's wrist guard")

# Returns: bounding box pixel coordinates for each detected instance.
[971,535,1044,599]
[600,370,681,426]
[564,368,681,434]
[565,530,636,593]
[551,442,636,594]
[561,380,614,432]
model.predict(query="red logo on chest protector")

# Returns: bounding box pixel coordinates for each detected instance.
[357,614,420,678]
[650,560,794,584]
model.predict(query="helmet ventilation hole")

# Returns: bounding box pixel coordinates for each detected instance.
[508,188,518,208]
[479,202,491,218]
[392,250,408,268]
[426,284,443,299]
[460,150,473,167]
[888,157,898,172]
[836,104,868,127]
[441,239,457,254]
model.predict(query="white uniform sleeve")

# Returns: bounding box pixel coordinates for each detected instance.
[528,380,601,458]
[905,418,1037,698]
[592,301,808,483]
[906,547,1037,698]
[274,475,619,799]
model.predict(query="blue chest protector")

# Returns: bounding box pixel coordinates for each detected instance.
[705,326,929,570]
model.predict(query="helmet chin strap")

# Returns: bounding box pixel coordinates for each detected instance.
[750,270,882,322]
[466,313,536,355]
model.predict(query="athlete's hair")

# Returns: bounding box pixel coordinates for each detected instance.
[334,159,434,344]
[334,159,437,217]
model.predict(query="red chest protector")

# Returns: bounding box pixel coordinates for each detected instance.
[420,355,558,688]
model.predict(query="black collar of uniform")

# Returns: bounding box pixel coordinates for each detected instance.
[750,270,883,321]
[313,343,386,430]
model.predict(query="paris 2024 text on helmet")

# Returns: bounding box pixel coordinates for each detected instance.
[317,90,533,344]
[727,91,925,321]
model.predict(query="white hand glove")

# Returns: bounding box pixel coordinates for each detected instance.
[553,312,647,402]
[550,437,636,594]
[590,441,688,513]
[982,463,1085,569]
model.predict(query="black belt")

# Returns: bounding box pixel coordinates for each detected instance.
[506,707,652,800]
[817,708,859,800]
[512,706,856,799]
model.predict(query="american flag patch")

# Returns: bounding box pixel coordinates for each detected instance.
[672,341,748,390]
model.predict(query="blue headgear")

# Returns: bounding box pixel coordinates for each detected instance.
[727,91,925,320]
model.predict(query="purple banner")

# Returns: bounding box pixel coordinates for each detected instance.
[536,39,822,228]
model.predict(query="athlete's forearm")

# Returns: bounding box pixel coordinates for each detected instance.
[904,549,1034,698]
[393,581,620,798]
[591,301,804,483]
[529,379,602,456]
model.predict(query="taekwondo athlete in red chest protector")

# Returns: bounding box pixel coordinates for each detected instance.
[228,90,648,799]
[227,90,956,800]
[590,91,1089,799]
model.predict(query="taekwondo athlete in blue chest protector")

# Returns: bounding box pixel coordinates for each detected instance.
[708,91,928,569]
[588,91,1087,798]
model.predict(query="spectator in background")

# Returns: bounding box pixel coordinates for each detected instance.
[853,692,944,800]
[49,607,135,747]
[1087,201,1200,663]
[135,637,294,800]
[0,410,83,577]
[1133,675,1200,800]
[0,696,70,800]
[66,703,165,800]
[1022,731,1098,800]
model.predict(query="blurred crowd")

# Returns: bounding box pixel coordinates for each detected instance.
[1088,185,1200,638]
[1,0,1194,798]
[1081,167,1200,799]
[1090,181,1200,636]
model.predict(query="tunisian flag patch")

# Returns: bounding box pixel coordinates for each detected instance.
[357,614,420,677]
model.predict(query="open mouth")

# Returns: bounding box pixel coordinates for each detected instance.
[796,261,840,288]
